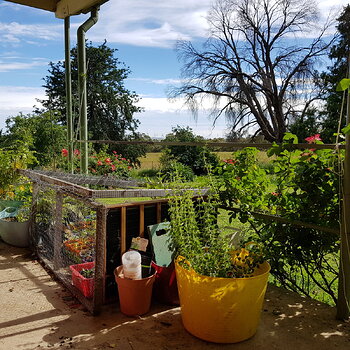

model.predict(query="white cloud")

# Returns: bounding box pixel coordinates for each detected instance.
[86,0,212,47]
[0,59,46,72]
[129,78,185,85]
[0,22,61,45]
[0,86,44,129]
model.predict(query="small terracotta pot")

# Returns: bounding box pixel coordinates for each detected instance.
[114,265,156,316]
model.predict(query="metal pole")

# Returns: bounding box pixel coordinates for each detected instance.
[336,55,350,320]
[77,8,99,174]
[64,17,73,173]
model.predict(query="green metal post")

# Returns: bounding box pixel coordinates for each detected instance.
[77,8,99,174]
[337,56,350,320]
[64,16,73,173]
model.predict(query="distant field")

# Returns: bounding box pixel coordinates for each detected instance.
[138,151,271,170]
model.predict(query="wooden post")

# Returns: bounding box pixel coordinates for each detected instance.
[53,191,63,270]
[93,207,107,315]
[29,182,39,249]
[120,206,127,255]
[139,204,145,237]
[156,202,162,223]
[337,58,350,320]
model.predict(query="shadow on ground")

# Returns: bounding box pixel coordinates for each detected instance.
[0,241,349,350]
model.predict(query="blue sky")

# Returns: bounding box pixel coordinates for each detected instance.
[0,0,348,138]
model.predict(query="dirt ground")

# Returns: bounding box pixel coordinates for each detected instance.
[1,241,350,350]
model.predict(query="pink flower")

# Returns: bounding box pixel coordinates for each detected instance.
[74,149,80,156]
[61,149,68,157]
[305,134,322,144]
[111,164,116,171]
[271,192,280,196]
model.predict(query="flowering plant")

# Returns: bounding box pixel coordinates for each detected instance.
[216,132,342,305]
[60,147,132,178]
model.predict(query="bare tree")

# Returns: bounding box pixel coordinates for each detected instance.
[173,0,335,142]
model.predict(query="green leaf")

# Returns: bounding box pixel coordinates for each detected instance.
[336,78,350,91]
[342,123,350,135]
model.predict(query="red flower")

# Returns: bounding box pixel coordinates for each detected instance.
[74,149,80,156]
[305,134,322,144]
[224,159,236,165]
[111,164,116,171]
[61,149,68,157]
[271,192,280,196]
[97,160,103,166]
[105,158,111,164]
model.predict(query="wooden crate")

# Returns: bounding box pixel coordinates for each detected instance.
[20,170,172,314]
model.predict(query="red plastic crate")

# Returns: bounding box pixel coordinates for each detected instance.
[69,262,95,298]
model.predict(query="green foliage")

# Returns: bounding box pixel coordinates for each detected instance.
[167,181,264,278]
[216,147,269,222]
[81,268,94,279]
[59,146,132,178]
[160,126,219,175]
[39,41,145,164]
[318,5,350,143]
[160,161,194,182]
[0,112,66,167]
[0,143,36,199]
[216,133,342,304]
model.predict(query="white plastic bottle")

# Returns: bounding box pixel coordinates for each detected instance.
[122,250,142,279]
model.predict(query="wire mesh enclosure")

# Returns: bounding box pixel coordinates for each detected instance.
[21,169,173,314]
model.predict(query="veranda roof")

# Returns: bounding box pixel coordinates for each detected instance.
[5,0,108,18]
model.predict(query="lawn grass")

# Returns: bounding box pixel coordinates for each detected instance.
[138,151,272,170]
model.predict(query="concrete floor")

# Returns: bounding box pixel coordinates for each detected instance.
[0,241,349,350]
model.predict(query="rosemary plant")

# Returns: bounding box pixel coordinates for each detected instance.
[167,181,264,278]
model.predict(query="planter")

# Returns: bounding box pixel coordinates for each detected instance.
[69,262,95,298]
[151,261,179,305]
[175,256,270,343]
[114,265,156,316]
[0,219,30,248]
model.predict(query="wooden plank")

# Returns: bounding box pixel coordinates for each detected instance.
[156,202,162,223]
[19,169,93,198]
[220,205,340,235]
[337,74,350,320]
[104,198,169,209]
[91,188,210,199]
[93,207,108,313]
[139,205,145,237]
[120,207,127,255]
[82,139,346,150]
[29,182,39,249]
[5,0,57,12]
[53,191,63,270]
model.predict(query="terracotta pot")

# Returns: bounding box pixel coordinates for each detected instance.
[114,265,156,316]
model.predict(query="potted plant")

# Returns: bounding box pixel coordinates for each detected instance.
[167,187,270,343]
[0,199,31,248]
[69,261,95,298]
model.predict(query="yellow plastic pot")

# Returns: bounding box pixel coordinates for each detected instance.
[175,256,270,343]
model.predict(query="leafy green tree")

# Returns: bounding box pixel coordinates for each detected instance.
[0,112,66,166]
[160,126,219,175]
[318,5,350,143]
[39,41,145,164]
[288,107,322,142]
